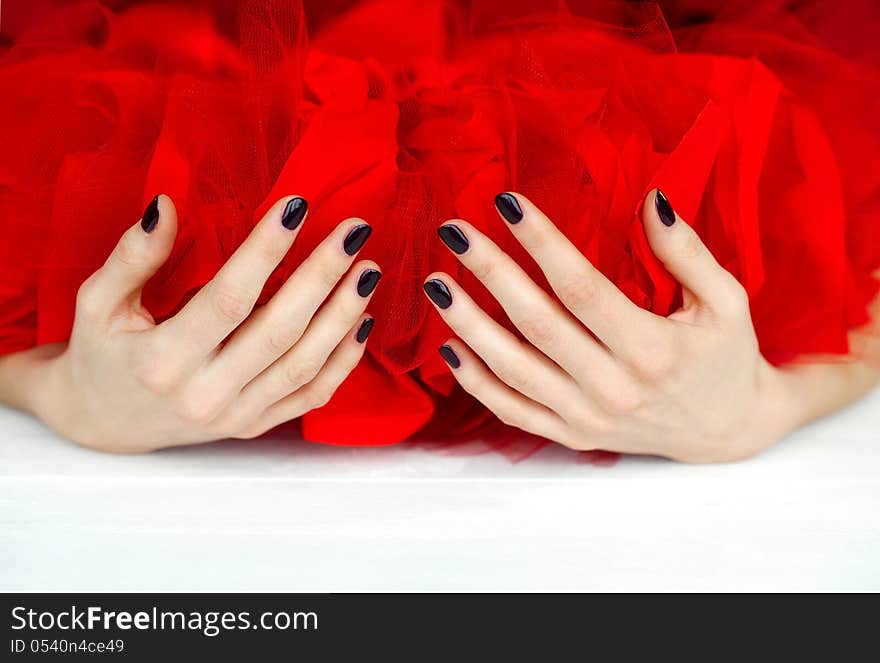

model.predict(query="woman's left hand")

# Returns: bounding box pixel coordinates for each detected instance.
[424,190,800,463]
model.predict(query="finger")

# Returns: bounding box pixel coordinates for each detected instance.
[494,192,667,357]
[155,195,309,363]
[643,188,747,316]
[239,316,373,437]
[437,220,626,384]
[436,339,574,445]
[202,220,374,386]
[78,194,177,319]
[422,273,582,415]
[218,259,379,398]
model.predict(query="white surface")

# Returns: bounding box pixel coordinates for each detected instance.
[1,388,879,592]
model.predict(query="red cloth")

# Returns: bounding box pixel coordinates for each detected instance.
[1,0,878,446]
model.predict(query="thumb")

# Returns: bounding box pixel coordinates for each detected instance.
[642,188,747,317]
[77,194,178,321]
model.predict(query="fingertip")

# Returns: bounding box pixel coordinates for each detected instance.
[140,195,160,233]
[140,193,178,237]
[280,195,308,230]
[355,315,375,344]
[424,270,452,284]
[355,258,381,273]
[156,193,174,212]
[423,273,453,309]
[356,262,382,297]
[438,341,462,369]
[643,188,677,229]
[342,219,372,255]
[494,191,524,224]
[437,222,470,255]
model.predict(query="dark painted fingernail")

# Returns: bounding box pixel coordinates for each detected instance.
[438,224,469,254]
[438,344,461,369]
[655,189,676,227]
[356,317,374,343]
[494,192,523,224]
[281,196,308,230]
[344,224,372,255]
[141,195,159,233]
[423,279,452,309]
[357,268,382,297]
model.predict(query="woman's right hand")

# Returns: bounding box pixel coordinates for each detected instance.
[20,194,380,452]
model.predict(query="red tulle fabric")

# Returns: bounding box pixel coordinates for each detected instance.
[1,0,878,447]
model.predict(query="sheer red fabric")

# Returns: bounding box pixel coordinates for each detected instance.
[1,0,878,447]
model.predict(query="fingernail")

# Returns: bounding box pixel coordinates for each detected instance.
[494,192,523,224]
[356,317,374,343]
[423,279,453,309]
[141,195,159,233]
[438,224,469,254]
[438,344,461,368]
[281,196,308,230]
[344,224,372,255]
[357,268,382,297]
[654,189,676,227]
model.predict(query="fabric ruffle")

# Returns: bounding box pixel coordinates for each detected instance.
[1,0,878,446]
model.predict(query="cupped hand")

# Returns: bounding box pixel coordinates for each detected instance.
[32,195,379,452]
[425,190,801,462]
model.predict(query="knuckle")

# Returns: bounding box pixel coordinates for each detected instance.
[113,232,143,267]
[632,347,675,382]
[516,314,557,348]
[470,256,496,283]
[265,323,304,355]
[131,334,182,394]
[677,232,705,261]
[75,277,102,319]
[303,387,334,412]
[493,361,537,394]
[717,279,751,319]
[175,393,223,426]
[133,360,180,395]
[282,358,323,390]
[211,283,253,324]
[594,384,642,416]
[553,269,597,311]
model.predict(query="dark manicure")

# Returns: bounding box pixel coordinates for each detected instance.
[423,279,453,309]
[141,196,159,233]
[438,224,469,254]
[438,344,461,369]
[281,196,308,230]
[343,224,372,255]
[494,192,523,224]
[357,268,382,297]
[654,189,676,227]
[356,317,375,343]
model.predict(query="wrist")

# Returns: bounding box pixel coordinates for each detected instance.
[27,347,71,427]
[722,361,804,461]
[759,362,807,438]
[0,344,66,417]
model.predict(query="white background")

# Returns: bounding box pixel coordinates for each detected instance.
[1,387,878,592]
